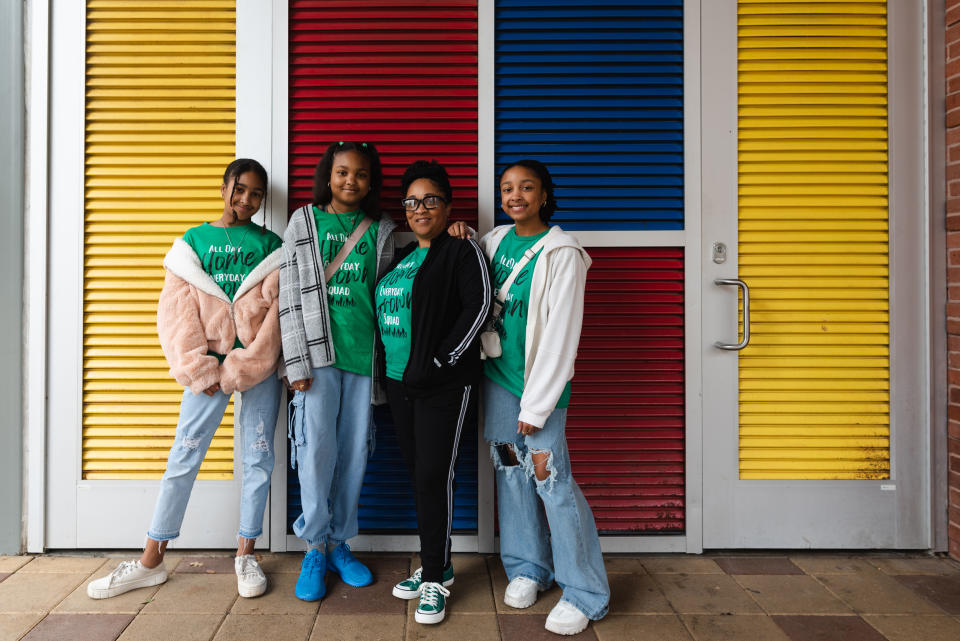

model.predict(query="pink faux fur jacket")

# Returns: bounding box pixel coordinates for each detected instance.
[157,238,283,395]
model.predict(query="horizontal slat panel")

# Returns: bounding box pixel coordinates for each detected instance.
[289,0,478,228]
[287,1,479,533]
[571,248,685,533]
[494,0,683,230]
[84,1,237,480]
[737,0,889,480]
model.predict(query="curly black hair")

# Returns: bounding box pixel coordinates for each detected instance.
[312,142,383,215]
[400,159,453,202]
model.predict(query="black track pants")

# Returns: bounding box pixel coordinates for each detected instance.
[385,379,477,583]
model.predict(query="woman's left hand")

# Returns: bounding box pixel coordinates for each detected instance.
[517,421,541,436]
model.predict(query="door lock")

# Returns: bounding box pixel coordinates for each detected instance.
[712,242,727,264]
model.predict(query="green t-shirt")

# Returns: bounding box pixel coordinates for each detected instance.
[313,206,380,377]
[484,228,571,408]
[375,247,428,381]
[182,222,282,359]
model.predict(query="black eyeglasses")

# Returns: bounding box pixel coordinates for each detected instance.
[401,195,447,212]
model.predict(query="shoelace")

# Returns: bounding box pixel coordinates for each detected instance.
[303,552,323,576]
[419,582,450,608]
[238,556,261,580]
[109,560,139,585]
[408,567,423,584]
[333,543,355,566]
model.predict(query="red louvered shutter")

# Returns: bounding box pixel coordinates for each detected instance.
[571,248,685,533]
[289,0,479,226]
[287,0,480,533]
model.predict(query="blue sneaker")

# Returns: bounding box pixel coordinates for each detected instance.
[326,542,373,587]
[295,549,326,601]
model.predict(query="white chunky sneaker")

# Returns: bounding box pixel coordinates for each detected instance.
[545,599,589,636]
[504,576,541,609]
[87,560,167,599]
[235,554,267,598]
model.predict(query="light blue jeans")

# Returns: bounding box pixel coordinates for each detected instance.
[148,374,281,541]
[288,366,374,548]
[483,379,610,620]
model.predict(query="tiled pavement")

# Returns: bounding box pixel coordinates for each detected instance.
[1,553,959,641]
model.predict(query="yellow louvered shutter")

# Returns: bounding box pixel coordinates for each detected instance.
[737,0,889,479]
[84,1,236,480]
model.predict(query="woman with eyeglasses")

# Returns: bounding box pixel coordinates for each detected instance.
[375,160,491,625]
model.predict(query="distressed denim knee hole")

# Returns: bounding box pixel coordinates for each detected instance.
[251,419,270,453]
[527,448,556,492]
[489,442,521,472]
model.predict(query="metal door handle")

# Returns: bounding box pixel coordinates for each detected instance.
[714,278,750,350]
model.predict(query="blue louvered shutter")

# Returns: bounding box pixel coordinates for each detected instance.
[494,0,684,230]
[288,407,478,533]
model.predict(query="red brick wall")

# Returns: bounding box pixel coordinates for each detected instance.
[947,0,960,561]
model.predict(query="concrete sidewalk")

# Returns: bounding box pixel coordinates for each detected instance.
[1,552,959,640]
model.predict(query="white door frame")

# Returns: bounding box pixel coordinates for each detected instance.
[37,0,710,554]
[700,0,931,549]
[43,0,280,549]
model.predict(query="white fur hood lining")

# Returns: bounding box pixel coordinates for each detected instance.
[163,238,282,304]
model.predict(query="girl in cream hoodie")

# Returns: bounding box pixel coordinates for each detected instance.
[87,159,282,601]
[451,159,609,636]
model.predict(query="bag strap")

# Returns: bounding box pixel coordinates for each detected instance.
[494,226,558,307]
[324,215,374,282]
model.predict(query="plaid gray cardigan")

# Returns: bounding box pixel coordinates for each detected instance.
[278,204,396,403]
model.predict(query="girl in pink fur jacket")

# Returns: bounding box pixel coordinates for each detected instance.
[87,159,283,601]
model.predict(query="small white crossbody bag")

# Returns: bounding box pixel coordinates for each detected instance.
[480,227,557,359]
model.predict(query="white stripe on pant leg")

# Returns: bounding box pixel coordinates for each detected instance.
[444,384,470,567]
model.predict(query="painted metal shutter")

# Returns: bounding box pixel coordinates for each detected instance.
[737,0,890,479]
[289,0,479,226]
[494,0,683,230]
[287,1,480,532]
[287,407,479,532]
[83,1,237,480]
[573,248,685,533]
[494,2,686,532]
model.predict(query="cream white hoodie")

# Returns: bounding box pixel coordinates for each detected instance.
[479,224,591,427]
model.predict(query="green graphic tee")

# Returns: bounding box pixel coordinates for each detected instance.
[484,228,571,408]
[375,247,428,381]
[313,206,380,377]
[182,222,282,358]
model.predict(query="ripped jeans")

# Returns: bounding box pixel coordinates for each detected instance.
[483,379,610,620]
[148,373,281,541]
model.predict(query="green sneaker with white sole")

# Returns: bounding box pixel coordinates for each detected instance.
[415,581,451,624]
[392,564,454,599]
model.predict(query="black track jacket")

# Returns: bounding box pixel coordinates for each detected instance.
[376,231,492,397]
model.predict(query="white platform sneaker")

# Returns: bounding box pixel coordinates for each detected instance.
[87,560,167,599]
[504,576,542,609]
[235,554,267,598]
[545,599,590,636]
